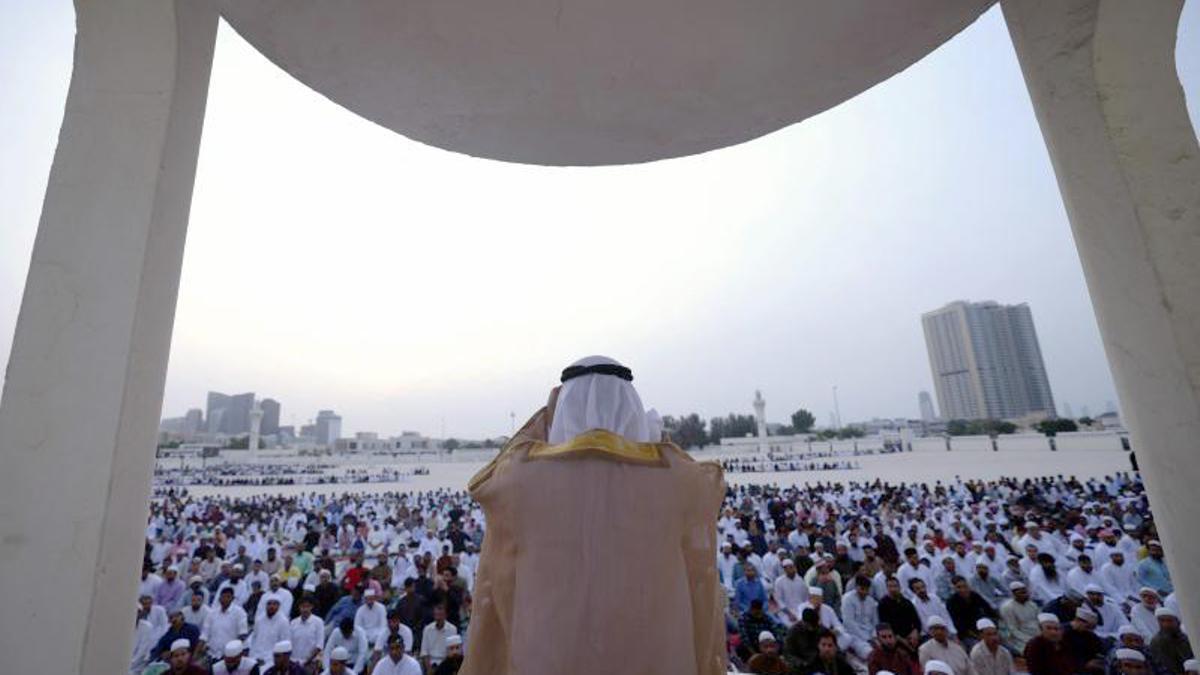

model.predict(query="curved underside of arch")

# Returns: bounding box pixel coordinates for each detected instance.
[219,0,995,166]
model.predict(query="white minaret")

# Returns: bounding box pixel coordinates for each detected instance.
[753,390,767,439]
[248,400,263,462]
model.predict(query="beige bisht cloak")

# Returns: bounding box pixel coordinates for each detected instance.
[460,390,727,675]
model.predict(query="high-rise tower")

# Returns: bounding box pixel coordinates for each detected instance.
[922,301,1056,420]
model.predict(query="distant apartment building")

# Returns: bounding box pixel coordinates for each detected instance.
[205,391,256,434]
[183,408,204,434]
[314,410,342,447]
[259,398,281,435]
[922,300,1056,421]
[161,407,206,437]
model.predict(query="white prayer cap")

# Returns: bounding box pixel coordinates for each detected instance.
[1085,583,1105,595]
[233,563,244,571]
[1037,613,1060,625]
[189,575,203,584]
[273,640,292,654]
[167,565,180,573]
[303,583,317,592]
[224,640,244,658]
[548,356,651,444]
[758,631,777,643]
[1118,625,1140,638]
[1009,581,1027,591]
[1075,607,1098,622]
[1155,607,1178,619]
[925,660,954,674]
[1139,587,1159,597]
[878,672,896,675]
[1115,648,1146,662]
[925,615,947,629]
[782,558,795,567]
[331,647,350,662]
[1148,539,1162,547]
[808,586,824,597]
[364,589,377,598]
[446,635,463,647]
[975,618,996,631]
[1183,658,1198,672]
[170,639,191,653]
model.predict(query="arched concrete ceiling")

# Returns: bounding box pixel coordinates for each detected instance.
[219,0,995,166]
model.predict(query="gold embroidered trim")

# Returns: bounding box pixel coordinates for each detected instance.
[526,429,666,466]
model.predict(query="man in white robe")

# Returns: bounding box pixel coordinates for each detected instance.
[248,599,291,663]
[772,558,809,625]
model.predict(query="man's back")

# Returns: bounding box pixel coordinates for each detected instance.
[461,426,725,675]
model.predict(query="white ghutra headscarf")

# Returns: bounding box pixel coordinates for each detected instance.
[547,356,653,444]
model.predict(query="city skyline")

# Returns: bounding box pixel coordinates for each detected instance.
[4,4,1198,438]
[158,375,1112,441]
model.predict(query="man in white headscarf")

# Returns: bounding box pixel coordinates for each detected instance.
[545,356,654,444]
[460,356,726,675]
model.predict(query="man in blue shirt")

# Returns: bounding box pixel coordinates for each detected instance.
[326,584,364,629]
[735,563,768,613]
[152,608,201,663]
[1136,540,1173,596]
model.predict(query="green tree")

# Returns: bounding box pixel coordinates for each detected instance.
[791,408,816,433]
[947,419,1017,436]
[1036,418,1078,436]
[663,413,708,449]
[1078,416,1094,427]
[813,427,863,440]
[946,419,970,436]
[709,413,757,442]
[836,426,865,439]
[443,438,461,451]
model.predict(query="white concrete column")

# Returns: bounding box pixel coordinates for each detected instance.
[1003,0,1200,630]
[0,2,217,673]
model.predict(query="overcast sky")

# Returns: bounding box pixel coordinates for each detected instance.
[3,3,1199,438]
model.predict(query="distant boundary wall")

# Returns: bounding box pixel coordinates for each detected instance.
[695,430,1129,457]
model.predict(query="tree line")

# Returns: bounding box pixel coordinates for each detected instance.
[944,417,1080,437]
[658,407,866,449]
